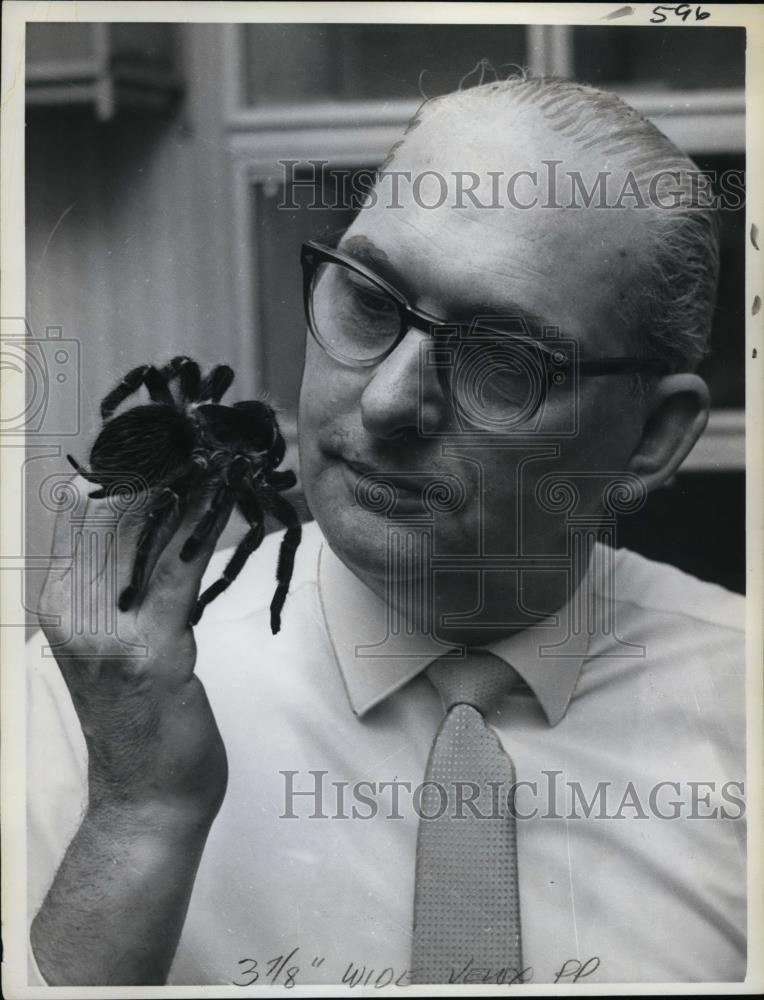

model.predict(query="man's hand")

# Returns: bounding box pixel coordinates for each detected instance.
[31,476,233,985]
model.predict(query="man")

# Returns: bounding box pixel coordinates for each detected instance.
[27,75,745,986]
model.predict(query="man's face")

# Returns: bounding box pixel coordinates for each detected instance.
[298,99,654,606]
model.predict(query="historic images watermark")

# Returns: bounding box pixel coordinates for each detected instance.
[280,769,746,822]
[278,159,746,212]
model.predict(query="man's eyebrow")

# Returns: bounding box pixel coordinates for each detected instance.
[337,235,394,274]
[337,234,557,337]
[337,233,420,298]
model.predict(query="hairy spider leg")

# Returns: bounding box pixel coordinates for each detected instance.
[66,455,143,500]
[189,487,267,627]
[161,355,203,403]
[199,364,234,403]
[119,456,209,609]
[180,453,249,562]
[260,488,302,635]
[270,428,286,467]
[161,356,193,381]
[179,479,234,562]
[178,359,202,403]
[66,454,108,494]
[143,366,175,407]
[101,365,172,420]
[100,364,152,419]
[118,487,182,611]
[159,355,191,403]
[265,469,297,492]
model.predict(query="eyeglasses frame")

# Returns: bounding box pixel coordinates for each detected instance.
[301,238,668,382]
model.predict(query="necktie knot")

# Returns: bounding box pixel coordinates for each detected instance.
[426,649,519,717]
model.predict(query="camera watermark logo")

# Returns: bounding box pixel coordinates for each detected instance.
[418,320,579,439]
[0,317,80,436]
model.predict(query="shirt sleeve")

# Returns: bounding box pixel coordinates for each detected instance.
[26,630,89,983]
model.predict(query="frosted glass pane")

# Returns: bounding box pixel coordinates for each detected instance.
[242,24,527,105]
[573,26,745,90]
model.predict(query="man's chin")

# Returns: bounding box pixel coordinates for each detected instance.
[305,460,475,586]
[315,506,414,583]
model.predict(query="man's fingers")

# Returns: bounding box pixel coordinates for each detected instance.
[48,474,90,562]
[46,470,236,626]
[41,475,94,611]
[112,488,185,598]
[41,475,126,636]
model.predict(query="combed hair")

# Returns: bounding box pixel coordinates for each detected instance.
[380,71,721,373]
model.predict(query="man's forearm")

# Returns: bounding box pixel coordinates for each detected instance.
[31,802,213,985]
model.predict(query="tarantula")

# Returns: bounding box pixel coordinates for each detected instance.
[67,356,301,634]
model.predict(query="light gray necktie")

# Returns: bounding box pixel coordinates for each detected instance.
[411,650,523,984]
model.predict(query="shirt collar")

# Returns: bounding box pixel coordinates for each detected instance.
[317,541,592,727]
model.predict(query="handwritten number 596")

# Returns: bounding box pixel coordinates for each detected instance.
[651,4,710,22]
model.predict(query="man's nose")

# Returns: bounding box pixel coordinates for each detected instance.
[360,328,448,439]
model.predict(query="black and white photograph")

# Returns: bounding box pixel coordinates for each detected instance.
[1,1,762,993]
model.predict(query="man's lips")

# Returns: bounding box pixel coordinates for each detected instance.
[335,454,468,517]
[339,456,432,493]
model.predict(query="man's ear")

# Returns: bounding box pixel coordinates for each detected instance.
[625,374,710,491]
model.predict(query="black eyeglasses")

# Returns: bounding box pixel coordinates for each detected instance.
[301,238,666,429]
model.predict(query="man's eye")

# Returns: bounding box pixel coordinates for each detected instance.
[351,285,393,317]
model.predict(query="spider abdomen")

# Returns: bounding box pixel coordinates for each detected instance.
[90,404,196,487]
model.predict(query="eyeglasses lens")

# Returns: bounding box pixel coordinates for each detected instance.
[446,327,547,430]
[310,261,401,364]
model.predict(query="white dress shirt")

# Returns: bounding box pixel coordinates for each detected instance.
[27,520,746,985]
